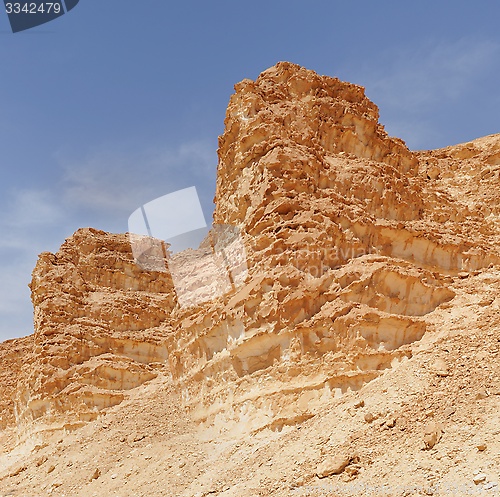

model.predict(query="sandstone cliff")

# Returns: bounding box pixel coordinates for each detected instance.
[0,62,499,496]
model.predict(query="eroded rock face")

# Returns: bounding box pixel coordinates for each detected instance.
[0,336,34,430]
[215,62,418,229]
[12,62,500,437]
[16,229,175,435]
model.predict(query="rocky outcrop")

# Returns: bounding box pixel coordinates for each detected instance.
[0,336,34,430]
[16,230,174,435]
[10,62,500,441]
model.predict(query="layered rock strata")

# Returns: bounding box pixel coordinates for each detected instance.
[12,62,500,438]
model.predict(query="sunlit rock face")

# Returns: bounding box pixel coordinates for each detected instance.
[12,62,500,437]
[14,229,175,436]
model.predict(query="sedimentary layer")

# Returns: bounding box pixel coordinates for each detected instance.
[9,62,500,442]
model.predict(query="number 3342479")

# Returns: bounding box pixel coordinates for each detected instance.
[5,3,62,14]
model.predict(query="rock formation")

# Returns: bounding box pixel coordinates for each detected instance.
[1,62,500,496]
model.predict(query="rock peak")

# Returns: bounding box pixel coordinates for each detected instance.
[214,62,417,226]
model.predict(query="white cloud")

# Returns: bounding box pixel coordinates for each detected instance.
[59,139,217,216]
[0,260,33,323]
[0,138,219,340]
[0,188,68,339]
[0,188,66,254]
[0,272,38,337]
[363,38,500,113]
[342,37,500,148]
[1,189,63,229]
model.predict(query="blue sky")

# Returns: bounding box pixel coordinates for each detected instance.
[1,1,499,341]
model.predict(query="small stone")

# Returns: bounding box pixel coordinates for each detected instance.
[9,465,27,477]
[316,454,351,478]
[364,412,375,423]
[473,473,487,484]
[457,272,469,279]
[344,465,359,477]
[430,358,449,377]
[110,473,118,479]
[478,298,494,307]
[423,422,443,450]
[349,430,363,441]
[90,468,101,481]
[475,388,488,400]
[484,482,497,490]
[476,443,487,451]
[443,407,455,418]
[294,475,309,486]
[426,166,440,180]
[386,417,396,428]
[47,465,55,474]
[354,400,364,408]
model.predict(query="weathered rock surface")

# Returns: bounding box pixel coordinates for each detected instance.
[16,229,174,436]
[1,62,500,496]
[0,336,34,430]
